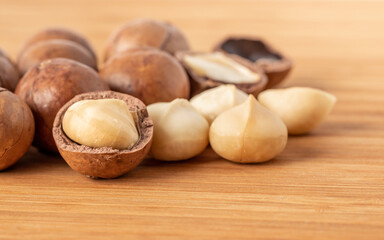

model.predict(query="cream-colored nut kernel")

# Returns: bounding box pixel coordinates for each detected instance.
[183,52,260,84]
[190,84,248,124]
[148,98,209,161]
[210,95,287,163]
[258,87,337,135]
[62,99,139,150]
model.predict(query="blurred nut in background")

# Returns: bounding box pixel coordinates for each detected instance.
[176,51,267,96]
[0,47,20,91]
[53,91,153,179]
[147,98,209,161]
[214,36,292,88]
[100,47,190,105]
[0,88,34,170]
[258,87,337,135]
[190,84,248,124]
[17,27,97,63]
[210,95,287,163]
[17,39,97,75]
[15,58,109,153]
[104,18,190,62]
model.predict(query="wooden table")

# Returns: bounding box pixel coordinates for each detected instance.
[1,0,384,239]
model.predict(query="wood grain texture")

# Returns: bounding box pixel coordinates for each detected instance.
[1,0,384,239]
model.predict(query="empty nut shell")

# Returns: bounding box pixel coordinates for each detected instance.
[0,88,34,170]
[103,18,190,62]
[176,51,267,96]
[53,91,153,179]
[100,47,190,105]
[17,27,97,63]
[17,39,97,75]
[213,36,292,88]
[15,58,109,153]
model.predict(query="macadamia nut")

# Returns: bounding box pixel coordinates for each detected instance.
[190,84,248,124]
[210,95,287,163]
[258,87,337,135]
[62,99,139,150]
[148,99,209,161]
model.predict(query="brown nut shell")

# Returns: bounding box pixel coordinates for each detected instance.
[0,55,20,91]
[17,39,98,75]
[176,51,268,96]
[213,36,292,88]
[17,27,97,63]
[15,58,109,153]
[100,47,190,105]
[53,91,153,179]
[0,88,34,170]
[103,18,190,62]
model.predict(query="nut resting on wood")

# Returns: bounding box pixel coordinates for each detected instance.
[0,88,34,170]
[258,87,337,135]
[53,91,153,179]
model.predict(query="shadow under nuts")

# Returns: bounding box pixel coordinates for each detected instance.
[53,91,153,179]
[258,87,337,135]
[176,51,267,96]
[100,47,190,105]
[190,84,248,124]
[104,18,190,62]
[15,58,109,153]
[147,98,209,161]
[0,88,34,171]
[210,95,287,163]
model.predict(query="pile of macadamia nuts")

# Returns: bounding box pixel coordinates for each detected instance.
[0,18,337,179]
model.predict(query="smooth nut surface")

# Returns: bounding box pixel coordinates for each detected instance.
[0,88,34,170]
[148,98,209,161]
[183,52,261,84]
[62,99,139,150]
[53,91,153,179]
[190,84,248,124]
[104,18,189,61]
[100,47,190,105]
[17,27,97,62]
[210,95,287,163]
[176,51,267,96]
[258,87,337,135]
[15,58,109,153]
[17,39,97,75]
[0,56,20,91]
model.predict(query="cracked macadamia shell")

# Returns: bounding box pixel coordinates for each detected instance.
[190,84,248,124]
[210,95,287,163]
[100,47,190,105]
[17,39,97,75]
[103,18,190,62]
[214,36,292,88]
[176,51,267,96]
[17,27,97,63]
[15,58,109,153]
[0,88,34,170]
[0,49,20,92]
[147,98,209,161]
[258,87,337,135]
[53,91,153,179]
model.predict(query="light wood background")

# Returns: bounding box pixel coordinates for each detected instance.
[1,0,384,239]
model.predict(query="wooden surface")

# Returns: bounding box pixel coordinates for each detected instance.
[1,0,384,239]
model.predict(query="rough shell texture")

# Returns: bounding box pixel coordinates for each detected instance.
[100,47,190,105]
[0,88,34,170]
[15,58,109,153]
[17,39,98,75]
[17,27,97,62]
[53,91,153,179]
[0,56,20,91]
[103,18,190,61]
[176,51,267,96]
[213,36,292,88]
